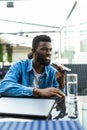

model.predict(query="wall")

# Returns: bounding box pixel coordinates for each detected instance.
[12,46,31,62]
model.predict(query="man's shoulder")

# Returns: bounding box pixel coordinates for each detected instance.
[11,59,32,68]
[14,59,31,64]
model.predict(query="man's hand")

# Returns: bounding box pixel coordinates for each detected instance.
[33,87,65,98]
[52,63,66,89]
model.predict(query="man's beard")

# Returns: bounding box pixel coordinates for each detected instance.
[37,56,51,66]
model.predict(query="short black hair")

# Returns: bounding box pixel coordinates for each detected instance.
[32,35,51,49]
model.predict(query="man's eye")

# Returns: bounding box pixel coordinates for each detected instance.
[41,48,52,51]
[50,49,52,51]
[41,48,47,51]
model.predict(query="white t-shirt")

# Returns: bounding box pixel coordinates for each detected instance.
[32,68,41,88]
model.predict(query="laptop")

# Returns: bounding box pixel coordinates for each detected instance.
[0,97,55,120]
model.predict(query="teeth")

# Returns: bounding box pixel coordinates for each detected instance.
[46,57,50,60]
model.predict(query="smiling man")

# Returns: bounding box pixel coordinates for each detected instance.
[0,35,65,98]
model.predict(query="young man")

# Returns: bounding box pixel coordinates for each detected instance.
[0,35,65,98]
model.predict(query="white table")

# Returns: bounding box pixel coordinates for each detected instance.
[77,96,87,130]
[51,96,87,130]
[0,96,87,130]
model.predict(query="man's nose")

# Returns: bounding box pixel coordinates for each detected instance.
[46,50,52,55]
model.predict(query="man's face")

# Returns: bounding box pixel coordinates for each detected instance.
[34,41,52,66]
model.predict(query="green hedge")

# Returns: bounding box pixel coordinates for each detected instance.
[0,44,3,62]
[6,44,13,62]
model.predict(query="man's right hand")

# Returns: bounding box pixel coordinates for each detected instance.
[33,87,65,98]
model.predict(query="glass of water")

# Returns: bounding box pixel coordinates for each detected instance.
[67,74,78,100]
[67,74,78,119]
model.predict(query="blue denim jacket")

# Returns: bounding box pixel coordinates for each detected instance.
[0,59,61,96]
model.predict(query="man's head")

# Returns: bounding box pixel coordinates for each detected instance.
[32,35,52,66]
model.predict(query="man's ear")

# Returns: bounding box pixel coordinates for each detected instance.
[32,48,36,53]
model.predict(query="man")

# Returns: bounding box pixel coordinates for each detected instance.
[28,52,65,90]
[0,35,65,98]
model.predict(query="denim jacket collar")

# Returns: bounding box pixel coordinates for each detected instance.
[27,59,48,76]
[27,59,33,72]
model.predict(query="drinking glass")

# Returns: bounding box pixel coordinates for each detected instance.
[67,74,78,100]
[67,74,78,119]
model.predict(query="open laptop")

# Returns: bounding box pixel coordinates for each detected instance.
[0,97,55,120]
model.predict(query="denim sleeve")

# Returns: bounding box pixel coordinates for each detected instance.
[0,63,33,96]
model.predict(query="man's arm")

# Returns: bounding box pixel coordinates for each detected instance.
[0,80,65,98]
[33,87,65,98]
[0,62,65,98]
[0,81,34,96]
[0,62,34,96]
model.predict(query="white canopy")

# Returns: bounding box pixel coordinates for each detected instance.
[0,0,76,33]
[0,0,78,47]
